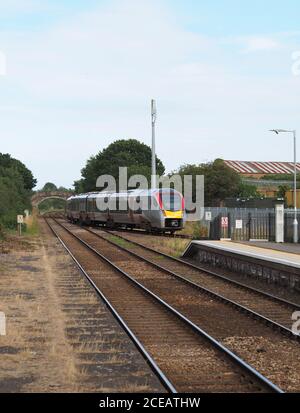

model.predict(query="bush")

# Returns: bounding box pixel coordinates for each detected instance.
[192,222,208,240]
[0,153,35,230]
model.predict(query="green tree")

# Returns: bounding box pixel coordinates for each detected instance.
[0,153,37,190]
[238,182,261,198]
[277,185,291,206]
[75,139,165,192]
[0,159,34,229]
[42,182,58,192]
[175,159,242,206]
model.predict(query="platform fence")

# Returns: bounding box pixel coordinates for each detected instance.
[199,207,300,243]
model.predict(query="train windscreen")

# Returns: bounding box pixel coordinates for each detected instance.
[161,192,182,211]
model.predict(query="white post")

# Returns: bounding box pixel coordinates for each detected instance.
[275,203,284,243]
[293,130,298,243]
[151,99,157,190]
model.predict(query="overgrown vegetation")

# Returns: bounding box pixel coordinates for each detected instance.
[174,159,259,206]
[0,153,36,230]
[24,214,40,236]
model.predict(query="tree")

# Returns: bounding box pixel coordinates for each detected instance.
[75,139,165,192]
[0,155,35,229]
[238,182,261,198]
[277,184,290,200]
[0,153,37,190]
[175,159,242,206]
[42,182,58,192]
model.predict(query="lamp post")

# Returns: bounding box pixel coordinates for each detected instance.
[270,129,298,243]
[151,99,157,190]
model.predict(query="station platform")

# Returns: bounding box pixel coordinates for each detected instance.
[237,241,300,256]
[182,240,300,291]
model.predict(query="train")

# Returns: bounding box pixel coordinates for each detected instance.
[66,188,185,233]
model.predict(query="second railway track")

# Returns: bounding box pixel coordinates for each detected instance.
[96,228,300,334]
[46,217,285,393]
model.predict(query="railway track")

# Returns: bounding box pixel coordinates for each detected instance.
[82,224,192,239]
[97,228,300,336]
[46,217,283,393]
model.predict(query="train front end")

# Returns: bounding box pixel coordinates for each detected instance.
[155,189,186,232]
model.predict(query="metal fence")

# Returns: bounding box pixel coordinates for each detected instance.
[199,207,300,242]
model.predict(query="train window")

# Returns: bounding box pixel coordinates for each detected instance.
[161,192,182,211]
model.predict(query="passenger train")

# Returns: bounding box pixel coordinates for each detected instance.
[66,188,185,233]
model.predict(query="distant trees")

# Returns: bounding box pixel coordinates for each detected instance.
[42,182,57,192]
[39,182,71,193]
[0,153,36,228]
[175,159,246,206]
[237,182,261,198]
[73,138,261,206]
[74,139,165,193]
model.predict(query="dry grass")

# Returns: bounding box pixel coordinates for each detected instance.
[133,236,190,257]
[24,214,40,236]
[180,221,209,239]
[0,219,164,393]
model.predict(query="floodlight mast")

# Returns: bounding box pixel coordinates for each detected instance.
[151,99,157,190]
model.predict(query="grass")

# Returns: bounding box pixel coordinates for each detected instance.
[109,230,189,257]
[24,214,40,236]
[180,221,209,239]
[39,208,65,216]
[107,235,133,249]
[160,238,189,257]
[0,226,5,241]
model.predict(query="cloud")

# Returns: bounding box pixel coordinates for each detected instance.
[0,50,7,75]
[4,0,215,102]
[0,0,51,14]
[0,0,299,188]
[222,35,282,53]
[242,36,281,52]
[222,31,300,54]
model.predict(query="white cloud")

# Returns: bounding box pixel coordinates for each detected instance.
[243,36,281,53]
[4,0,214,102]
[0,50,7,75]
[0,0,52,14]
[222,31,300,54]
[222,35,282,53]
[0,0,299,188]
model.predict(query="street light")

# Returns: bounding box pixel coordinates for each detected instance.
[269,129,298,243]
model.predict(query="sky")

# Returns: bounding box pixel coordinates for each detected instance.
[0,0,300,189]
